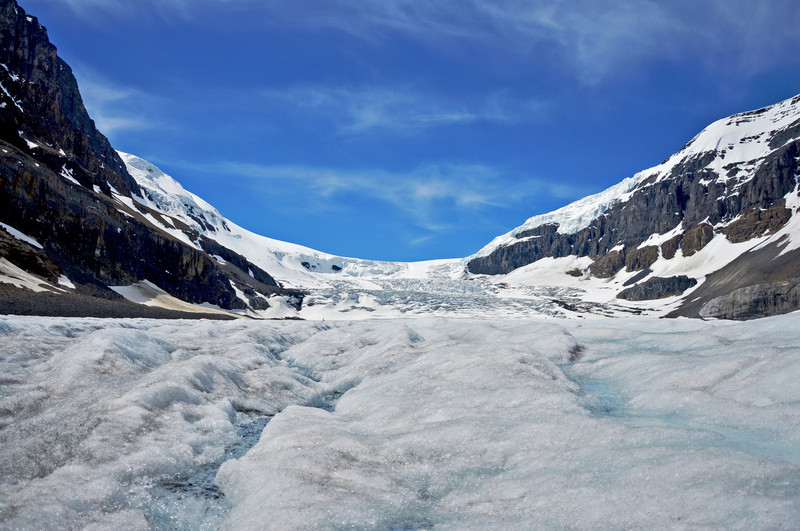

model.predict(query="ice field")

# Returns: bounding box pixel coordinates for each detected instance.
[1,314,800,529]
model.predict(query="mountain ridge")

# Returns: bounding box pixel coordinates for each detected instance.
[466,93,800,318]
[0,0,302,318]
[1,0,799,320]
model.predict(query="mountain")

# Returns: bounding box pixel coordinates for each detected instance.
[0,0,301,318]
[1,0,799,320]
[467,94,800,319]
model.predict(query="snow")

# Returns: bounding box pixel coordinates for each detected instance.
[473,172,652,258]
[0,221,43,249]
[110,192,199,250]
[636,223,682,249]
[117,151,466,294]
[777,179,800,256]
[110,280,238,318]
[57,275,75,289]
[1,314,799,529]
[0,258,60,293]
[109,94,800,321]
[473,94,800,261]
[59,165,80,186]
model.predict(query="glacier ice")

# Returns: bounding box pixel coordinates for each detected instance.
[1,314,800,529]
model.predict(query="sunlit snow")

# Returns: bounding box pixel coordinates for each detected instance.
[0,221,43,249]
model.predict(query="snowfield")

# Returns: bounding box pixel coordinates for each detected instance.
[2,314,800,529]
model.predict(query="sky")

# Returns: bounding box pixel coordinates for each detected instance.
[20,0,800,261]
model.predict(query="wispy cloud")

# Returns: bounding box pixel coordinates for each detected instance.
[295,0,800,83]
[41,0,210,22]
[47,1,800,84]
[70,67,165,140]
[184,160,585,233]
[260,86,547,134]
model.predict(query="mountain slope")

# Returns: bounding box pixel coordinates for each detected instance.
[2,0,799,320]
[0,0,301,318]
[467,94,800,319]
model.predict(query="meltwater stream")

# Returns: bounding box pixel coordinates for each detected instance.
[143,413,271,530]
[568,371,800,467]
[143,371,343,528]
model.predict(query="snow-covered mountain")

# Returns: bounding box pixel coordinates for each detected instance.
[1,0,799,320]
[468,93,800,319]
[0,0,309,318]
[110,93,800,320]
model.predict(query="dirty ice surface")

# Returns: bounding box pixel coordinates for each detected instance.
[1,314,800,529]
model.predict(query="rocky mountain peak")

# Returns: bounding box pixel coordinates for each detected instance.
[0,0,138,197]
[467,93,800,318]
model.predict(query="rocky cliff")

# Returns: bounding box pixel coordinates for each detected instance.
[468,94,800,319]
[0,0,301,317]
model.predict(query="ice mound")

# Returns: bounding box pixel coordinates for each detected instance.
[2,315,800,528]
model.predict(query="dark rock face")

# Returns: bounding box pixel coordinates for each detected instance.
[625,245,659,272]
[248,295,270,311]
[681,223,714,257]
[588,250,624,278]
[466,94,800,318]
[617,276,697,301]
[0,142,245,308]
[661,234,682,260]
[468,128,799,278]
[699,280,800,320]
[668,241,800,320]
[0,0,302,315]
[719,204,791,243]
[0,226,61,282]
[0,0,137,197]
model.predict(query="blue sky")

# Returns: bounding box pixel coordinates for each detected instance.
[22,0,800,261]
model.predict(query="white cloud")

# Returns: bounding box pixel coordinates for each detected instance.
[190,160,585,233]
[43,0,800,84]
[70,67,164,139]
[261,86,547,133]
[263,0,800,84]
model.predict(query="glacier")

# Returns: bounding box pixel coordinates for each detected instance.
[2,313,800,529]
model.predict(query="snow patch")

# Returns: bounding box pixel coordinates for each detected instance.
[57,275,76,289]
[60,165,80,186]
[0,258,58,293]
[110,280,239,317]
[0,221,43,249]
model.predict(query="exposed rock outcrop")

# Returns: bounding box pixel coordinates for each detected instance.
[617,276,697,301]
[661,234,682,260]
[699,280,800,320]
[681,223,714,257]
[719,204,791,243]
[466,90,800,318]
[589,250,624,278]
[470,140,798,277]
[625,245,659,272]
[0,225,61,282]
[0,0,137,196]
[0,0,302,315]
[0,141,247,308]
